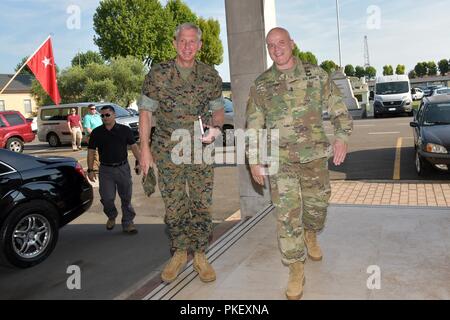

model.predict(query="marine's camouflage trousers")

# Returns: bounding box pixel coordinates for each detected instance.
[269,157,331,265]
[155,148,214,253]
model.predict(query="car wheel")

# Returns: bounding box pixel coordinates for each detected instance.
[415,150,430,176]
[6,137,24,153]
[47,133,61,147]
[0,201,59,268]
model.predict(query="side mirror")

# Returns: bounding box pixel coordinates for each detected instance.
[409,121,418,128]
[411,88,416,94]
[369,91,374,100]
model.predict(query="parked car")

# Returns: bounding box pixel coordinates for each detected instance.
[411,88,424,101]
[223,97,235,146]
[0,110,35,153]
[126,108,139,117]
[26,117,38,133]
[410,95,450,175]
[431,87,450,96]
[423,85,443,97]
[37,102,140,147]
[0,149,93,268]
[372,75,413,117]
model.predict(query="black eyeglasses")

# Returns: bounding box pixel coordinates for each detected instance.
[89,108,96,111]
[101,114,112,118]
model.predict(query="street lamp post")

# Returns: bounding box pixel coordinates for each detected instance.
[336,0,342,67]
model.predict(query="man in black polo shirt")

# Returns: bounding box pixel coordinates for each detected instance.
[87,105,141,234]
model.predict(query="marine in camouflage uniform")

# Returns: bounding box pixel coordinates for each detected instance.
[139,59,223,253]
[246,56,353,265]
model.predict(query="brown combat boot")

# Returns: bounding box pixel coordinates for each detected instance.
[161,250,187,283]
[193,252,216,282]
[286,261,305,300]
[304,230,323,261]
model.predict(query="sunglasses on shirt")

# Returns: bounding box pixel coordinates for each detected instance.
[100,113,112,118]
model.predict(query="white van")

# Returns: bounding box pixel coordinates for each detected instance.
[372,75,413,117]
[37,102,139,147]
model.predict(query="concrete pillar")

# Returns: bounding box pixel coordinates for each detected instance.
[225,0,276,217]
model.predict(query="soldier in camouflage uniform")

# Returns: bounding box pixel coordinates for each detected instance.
[138,23,224,284]
[246,27,353,300]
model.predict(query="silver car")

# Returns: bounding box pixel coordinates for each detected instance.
[37,102,139,147]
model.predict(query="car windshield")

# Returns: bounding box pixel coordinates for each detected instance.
[436,88,450,95]
[375,81,409,95]
[98,104,130,118]
[423,103,450,125]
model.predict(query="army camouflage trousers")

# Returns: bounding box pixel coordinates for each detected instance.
[269,157,331,265]
[156,155,214,253]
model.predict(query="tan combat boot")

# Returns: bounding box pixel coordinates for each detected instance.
[193,252,216,282]
[286,261,305,300]
[304,230,323,261]
[161,250,187,283]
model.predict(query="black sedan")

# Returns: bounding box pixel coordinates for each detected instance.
[410,95,450,176]
[0,150,93,268]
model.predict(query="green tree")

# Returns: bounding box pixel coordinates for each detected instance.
[408,70,417,79]
[427,61,437,76]
[414,62,428,77]
[320,60,338,74]
[438,59,449,76]
[299,51,318,66]
[344,64,355,76]
[355,66,366,78]
[165,0,197,27]
[110,56,147,106]
[93,0,175,66]
[383,65,394,76]
[14,56,33,76]
[365,66,377,78]
[197,18,223,66]
[395,64,406,75]
[31,56,146,107]
[31,80,54,106]
[71,51,105,68]
[291,44,318,66]
[58,65,90,103]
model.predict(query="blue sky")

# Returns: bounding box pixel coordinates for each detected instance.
[1,0,449,81]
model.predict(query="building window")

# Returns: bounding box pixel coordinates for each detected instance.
[24,99,32,114]
[0,100,5,111]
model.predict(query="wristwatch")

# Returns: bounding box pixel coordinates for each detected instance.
[87,168,94,173]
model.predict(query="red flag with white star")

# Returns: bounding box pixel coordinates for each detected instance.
[26,37,61,105]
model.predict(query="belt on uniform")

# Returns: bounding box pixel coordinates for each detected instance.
[100,160,128,167]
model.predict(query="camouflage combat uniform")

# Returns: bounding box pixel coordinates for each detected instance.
[246,57,353,265]
[138,59,224,252]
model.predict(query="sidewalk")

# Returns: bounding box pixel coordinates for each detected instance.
[330,181,450,207]
[141,205,450,300]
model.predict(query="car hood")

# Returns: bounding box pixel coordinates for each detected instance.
[422,125,450,148]
[116,115,139,126]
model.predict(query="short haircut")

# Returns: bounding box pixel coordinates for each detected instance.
[174,23,202,41]
[88,103,96,109]
[100,105,115,113]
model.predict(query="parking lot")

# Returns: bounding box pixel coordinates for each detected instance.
[0,115,449,299]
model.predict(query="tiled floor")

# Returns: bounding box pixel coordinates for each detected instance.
[170,206,450,300]
[330,181,450,207]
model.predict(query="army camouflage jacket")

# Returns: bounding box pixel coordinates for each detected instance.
[246,57,353,163]
[138,59,224,147]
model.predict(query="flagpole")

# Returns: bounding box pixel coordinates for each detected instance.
[0,35,51,95]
